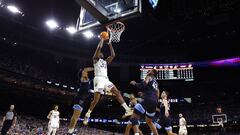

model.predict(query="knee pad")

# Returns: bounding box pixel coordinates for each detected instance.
[130,118,140,126]
[134,103,145,114]
[73,104,83,112]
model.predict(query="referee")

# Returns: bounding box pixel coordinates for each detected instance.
[1,105,17,135]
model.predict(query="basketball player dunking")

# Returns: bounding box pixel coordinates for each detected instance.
[68,67,94,134]
[83,37,132,125]
[47,105,60,135]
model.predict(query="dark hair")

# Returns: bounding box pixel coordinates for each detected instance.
[152,69,158,77]
[53,105,58,108]
[162,90,169,97]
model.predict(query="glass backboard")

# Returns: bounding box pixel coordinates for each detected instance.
[75,0,142,31]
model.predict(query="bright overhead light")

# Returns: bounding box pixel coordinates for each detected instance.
[55,83,60,86]
[114,8,121,13]
[46,81,52,84]
[66,26,77,34]
[46,19,59,30]
[83,30,94,39]
[7,5,21,14]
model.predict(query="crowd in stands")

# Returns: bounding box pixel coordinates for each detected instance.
[0,115,122,135]
[0,45,78,87]
[1,114,240,135]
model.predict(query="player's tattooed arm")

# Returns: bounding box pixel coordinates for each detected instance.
[93,39,104,63]
[106,42,116,64]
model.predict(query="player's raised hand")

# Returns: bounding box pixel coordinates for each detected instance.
[130,80,136,86]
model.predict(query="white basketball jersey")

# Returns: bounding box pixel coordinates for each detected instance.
[94,59,108,78]
[179,117,187,130]
[49,110,59,127]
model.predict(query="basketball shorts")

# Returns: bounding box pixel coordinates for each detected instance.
[93,76,114,94]
[179,128,188,135]
[156,115,172,131]
[134,99,158,119]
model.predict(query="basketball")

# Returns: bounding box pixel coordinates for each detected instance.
[100,31,109,40]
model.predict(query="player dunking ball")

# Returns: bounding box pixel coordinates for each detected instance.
[68,67,94,134]
[47,105,60,135]
[83,34,132,125]
[127,69,160,135]
[178,113,187,135]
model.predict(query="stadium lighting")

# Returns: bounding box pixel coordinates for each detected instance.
[46,19,59,30]
[83,30,94,39]
[46,81,52,84]
[66,26,77,34]
[114,8,121,13]
[7,5,21,14]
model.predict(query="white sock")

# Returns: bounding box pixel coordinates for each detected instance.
[68,128,74,133]
[135,133,140,135]
[122,103,130,111]
[85,110,92,117]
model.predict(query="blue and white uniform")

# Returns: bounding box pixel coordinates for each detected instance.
[154,101,173,131]
[73,80,92,111]
[134,76,159,119]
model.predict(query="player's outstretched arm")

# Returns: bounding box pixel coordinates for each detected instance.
[81,67,94,81]
[93,39,104,63]
[130,80,145,91]
[106,42,116,64]
[83,67,94,73]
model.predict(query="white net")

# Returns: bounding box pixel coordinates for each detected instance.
[107,22,125,43]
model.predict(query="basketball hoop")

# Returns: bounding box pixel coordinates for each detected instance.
[107,21,125,43]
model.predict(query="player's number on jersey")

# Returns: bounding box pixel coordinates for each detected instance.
[100,61,107,69]
[152,81,158,90]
